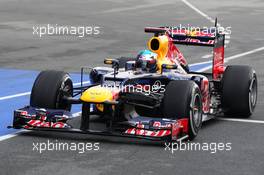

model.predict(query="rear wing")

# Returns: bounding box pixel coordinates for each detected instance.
[145,26,217,47]
[145,20,225,80]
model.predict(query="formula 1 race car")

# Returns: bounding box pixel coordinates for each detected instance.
[11,21,258,142]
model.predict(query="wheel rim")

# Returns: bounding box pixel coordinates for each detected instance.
[192,94,202,127]
[57,77,73,110]
[60,84,73,110]
[249,77,257,113]
[189,92,202,136]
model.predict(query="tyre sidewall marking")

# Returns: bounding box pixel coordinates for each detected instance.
[189,84,202,136]
[56,74,71,109]
[248,72,257,114]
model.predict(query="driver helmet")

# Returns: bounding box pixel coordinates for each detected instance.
[136,50,157,73]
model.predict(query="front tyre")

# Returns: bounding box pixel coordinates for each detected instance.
[162,81,202,140]
[30,70,73,111]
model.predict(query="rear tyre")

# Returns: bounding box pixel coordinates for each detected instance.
[30,70,73,111]
[162,81,202,140]
[222,65,257,118]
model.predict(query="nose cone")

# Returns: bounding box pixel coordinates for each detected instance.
[80,86,113,103]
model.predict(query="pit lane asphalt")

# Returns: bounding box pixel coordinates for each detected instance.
[0,0,264,175]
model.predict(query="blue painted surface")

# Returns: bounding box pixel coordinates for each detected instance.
[189,62,212,72]
[0,62,210,136]
[0,68,89,136]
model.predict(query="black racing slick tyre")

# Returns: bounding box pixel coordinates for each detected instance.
[30,70,73,111]
[222,65,257,118]
[162,81,203,140]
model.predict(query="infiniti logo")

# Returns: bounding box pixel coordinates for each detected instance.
[152,80,162,92]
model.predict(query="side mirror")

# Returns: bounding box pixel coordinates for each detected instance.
[104,58,119,78]
[161,64,177,74]
[104,58,119,67]
[104,58,119,70]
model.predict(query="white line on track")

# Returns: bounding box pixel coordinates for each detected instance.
[202,54,213,59]
[0,111,84,141]
[225,46,264,62]
[181,0,231,58]
[217,118,264,124]
[197,46,264,72]
[181,0,216,24]
[0,111,90,142]
[0,81,90,101]
[0,81,89,141]
[0,130,30,142]
[190,60,211,66]
[101,1,174,13]
[0,133,20,142]
[0,92,31,101]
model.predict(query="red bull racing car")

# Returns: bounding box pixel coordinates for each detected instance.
[11,22,258,142]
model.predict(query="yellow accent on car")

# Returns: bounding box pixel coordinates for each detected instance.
[95,104,115,112]
[147,35,173,73]
[96,104,104,112]
[104,58,113,65]
[80,86,113,103]
[165,65,173,69]
[148,35,169,59]
[190,30,198,36]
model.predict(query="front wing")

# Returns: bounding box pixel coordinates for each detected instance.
[10,106,190,142]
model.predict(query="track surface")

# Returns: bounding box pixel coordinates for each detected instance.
[0,0,264,175]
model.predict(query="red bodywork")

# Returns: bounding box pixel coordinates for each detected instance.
[145,26,226,80]
[125,118,189,141]
[213,35,225,80]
